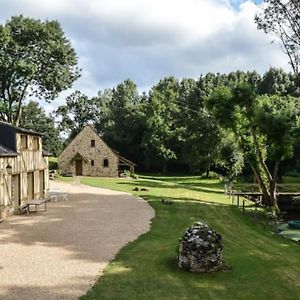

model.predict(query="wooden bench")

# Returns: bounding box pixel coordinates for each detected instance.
[19,203,29,214]
[27,199,48,213]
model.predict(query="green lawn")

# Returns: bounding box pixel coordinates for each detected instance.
[234,175,300,193]
[69,175,300,300]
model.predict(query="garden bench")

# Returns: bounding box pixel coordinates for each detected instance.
[27,199,48,213]
[19,203,29,214]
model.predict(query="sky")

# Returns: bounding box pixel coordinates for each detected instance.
[0,0,290,112]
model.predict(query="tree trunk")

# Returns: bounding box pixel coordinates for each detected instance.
[269,160,281,213]
[162,161,167,174]
[14,83,29,126]
[206,168,209,178]
[250,164,270,202]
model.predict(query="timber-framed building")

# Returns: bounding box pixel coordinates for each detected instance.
[0,122,50,220]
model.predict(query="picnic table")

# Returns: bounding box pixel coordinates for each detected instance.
[48,190,68,202]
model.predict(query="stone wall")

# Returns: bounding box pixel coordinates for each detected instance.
[58,125,119,177]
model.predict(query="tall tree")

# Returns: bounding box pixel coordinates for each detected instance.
[56,90,101,139]
[255,0,300,74]
[206,82,300,212]
[176,78,220,174]
[258,68,297,96]
[20,101,63,155]
[214,131,244,181]
[142,77,181,173]
[97,79,146,164]
[0,15,80,125]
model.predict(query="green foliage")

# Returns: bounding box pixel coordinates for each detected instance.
[48,157,58,170]
[206,81,300,208]
[258,68,300,96]
[254,95,300,160]
[255,1,300,74]
[101,79,146,164]
[142,77,181,171]
[205,86,235,129]
[56,90,102,139]
[0,15,80,125]
[214,131,244,180]
[54,69,299,178]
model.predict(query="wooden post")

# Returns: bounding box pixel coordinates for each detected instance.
[255,202,258,222]
[273,214,278,232]
[242,200,245,214]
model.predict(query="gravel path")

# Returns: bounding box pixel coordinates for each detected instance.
[0,180,154,300]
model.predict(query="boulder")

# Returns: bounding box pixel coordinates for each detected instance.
[178,221,224,273]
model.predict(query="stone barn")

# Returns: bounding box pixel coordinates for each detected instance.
[58,125,136,177]
[0,122,50,220]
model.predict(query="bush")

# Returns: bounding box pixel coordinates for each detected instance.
[284,170,300,177]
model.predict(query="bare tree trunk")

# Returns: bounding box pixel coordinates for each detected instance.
[250,128,272,182]
[14,84,28,126]
[269,160,281,213]
[250,164,269,196]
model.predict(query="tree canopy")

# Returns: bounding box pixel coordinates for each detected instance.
[206,81,300,210]
[255,0,300,74]
[55,69,299,181]
[0,15,80,125]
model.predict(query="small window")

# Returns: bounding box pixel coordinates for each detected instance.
[91,139,95,147]
[91,160,94,166]
[103,159,109,167]
[21,135,28,150]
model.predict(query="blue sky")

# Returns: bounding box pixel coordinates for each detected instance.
[0,0,289,112]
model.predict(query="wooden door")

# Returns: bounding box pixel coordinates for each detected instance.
[11,174,20,209]
[27,172,34,201]
[39,170,44,198]
[76,160,82,176]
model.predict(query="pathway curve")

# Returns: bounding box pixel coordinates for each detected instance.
[0,180,154,300]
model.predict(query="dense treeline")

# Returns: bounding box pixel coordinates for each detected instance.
[21,68,300,178]
[52,68,300,176]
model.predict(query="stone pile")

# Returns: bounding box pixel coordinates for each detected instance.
[177,221,224,273]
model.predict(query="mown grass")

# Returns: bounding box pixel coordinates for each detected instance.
[234,175,300,193]
[48,156,58,170]
[75,175,300,300]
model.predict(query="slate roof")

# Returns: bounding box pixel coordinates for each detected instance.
[42,150,53,157]
[0,144,17,157]
[0,121,43,136]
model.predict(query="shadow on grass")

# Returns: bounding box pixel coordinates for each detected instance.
[143,195,232,207]
[117,179,225,195]
[118,180,177,189]
[82,200,300,300]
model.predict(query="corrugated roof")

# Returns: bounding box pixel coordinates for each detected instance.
[0,144,17,157]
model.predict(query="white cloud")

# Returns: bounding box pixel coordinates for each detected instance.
[0,0,291,112]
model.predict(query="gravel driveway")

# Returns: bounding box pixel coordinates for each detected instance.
[0,180,154,300]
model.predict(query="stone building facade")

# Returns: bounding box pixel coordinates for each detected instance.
[0,122,49,220]
[58,125,135,177]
